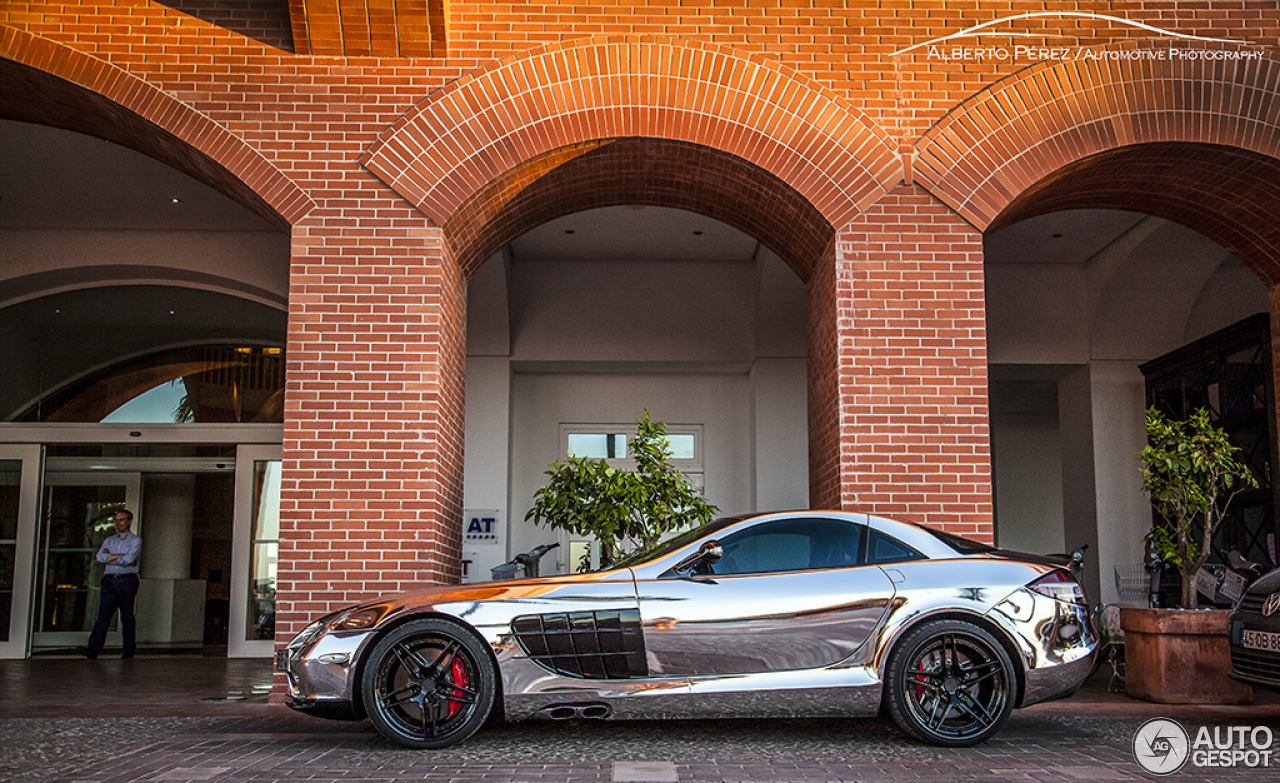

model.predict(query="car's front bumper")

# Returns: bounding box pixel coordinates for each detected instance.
[277,626,376,719]
[1228,614,1280,691]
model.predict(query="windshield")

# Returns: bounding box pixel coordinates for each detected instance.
[612,515,748,568]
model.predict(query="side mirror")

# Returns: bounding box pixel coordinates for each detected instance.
[671,540,723,575]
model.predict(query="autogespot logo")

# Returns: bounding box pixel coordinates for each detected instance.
[1133,718,1190,775]
[1133,719,1276,775]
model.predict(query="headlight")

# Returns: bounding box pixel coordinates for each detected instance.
[331,605,392,631]
[288,617,330,651]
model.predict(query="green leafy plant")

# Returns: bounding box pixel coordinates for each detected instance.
[525,411,719,567]
[1139,407,1257,609]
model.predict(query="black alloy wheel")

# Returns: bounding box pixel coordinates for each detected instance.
[885,619,1015,747]
[361,618,496,749]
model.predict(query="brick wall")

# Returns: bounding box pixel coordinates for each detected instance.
[831,186,993,539]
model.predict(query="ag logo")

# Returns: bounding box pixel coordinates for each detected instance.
[1133,718,1190,775]
[1264,592,1280,617]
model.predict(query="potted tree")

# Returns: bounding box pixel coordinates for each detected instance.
[525,411,719,568]
[1121,406,1257,703]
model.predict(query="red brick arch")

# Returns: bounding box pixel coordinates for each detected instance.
[912,45,1280,247]
[0,26,314,230]
[445,137,834,282]
[362,36,899,232]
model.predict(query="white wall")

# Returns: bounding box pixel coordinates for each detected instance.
[464,240,809,575]
[507,371,756,568]
[985,213,1269,605]
[992,411,1065,555]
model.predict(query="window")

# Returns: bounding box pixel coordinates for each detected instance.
[866,529,926,565]
[246,460,280,641]
[567,433,628,459]
[712,517,862,576]
[15,345,285,423]
[561,425,702,469]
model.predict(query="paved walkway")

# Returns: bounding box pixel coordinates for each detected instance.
[2,656,1279,783]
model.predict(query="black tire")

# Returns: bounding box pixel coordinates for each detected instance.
[361,618,496,749]
[884,619,1016,747]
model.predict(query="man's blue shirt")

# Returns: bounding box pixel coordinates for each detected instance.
[98,531,141,575]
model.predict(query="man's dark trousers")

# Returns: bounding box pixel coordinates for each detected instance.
[87,574,139,658]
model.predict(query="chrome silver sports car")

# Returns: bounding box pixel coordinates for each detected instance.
[278,511,1096,748]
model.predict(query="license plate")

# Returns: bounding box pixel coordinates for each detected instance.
[1240,628,1280,652]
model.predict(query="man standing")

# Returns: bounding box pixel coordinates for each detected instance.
[84,509,142,659]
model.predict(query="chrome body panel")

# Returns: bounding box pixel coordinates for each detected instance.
[989,586,1096,705]
[635,566,893,675]
[278,510,1097,736]
[279,628,374,708]
[501,655,883,720]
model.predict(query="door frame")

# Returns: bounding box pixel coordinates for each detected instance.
[228,444,281,658]
[33,472,142,649]
[0,445,42,659]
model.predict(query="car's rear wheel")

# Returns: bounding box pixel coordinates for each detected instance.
[361,618,495,749]
[885,619,1015,747]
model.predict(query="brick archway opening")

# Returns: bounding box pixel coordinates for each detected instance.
[986,140,1280,600]
[448,136,838,510]
[0,57,295,232]
[989,142,1280,287]
[445,137,833,282]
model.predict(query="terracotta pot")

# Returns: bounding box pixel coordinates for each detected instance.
[1119,607,1253,704]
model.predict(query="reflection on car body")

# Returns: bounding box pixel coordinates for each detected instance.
[277,510,1097,748]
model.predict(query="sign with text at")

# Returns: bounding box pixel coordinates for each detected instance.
[463,509,503,546]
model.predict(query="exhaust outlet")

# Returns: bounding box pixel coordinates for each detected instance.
[538,703,613,721]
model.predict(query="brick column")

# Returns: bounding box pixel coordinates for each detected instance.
[814,185,993,541]
[276,207,467,649]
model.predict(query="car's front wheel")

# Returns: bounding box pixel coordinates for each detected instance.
[361,618,496,749]
[885,619,1015,747]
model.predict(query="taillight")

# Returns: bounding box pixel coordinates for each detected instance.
[1028,570,1086,605]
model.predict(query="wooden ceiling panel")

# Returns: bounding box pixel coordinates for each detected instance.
[289,0,445,57]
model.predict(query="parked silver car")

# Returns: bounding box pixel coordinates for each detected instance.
[278,511,1096,748]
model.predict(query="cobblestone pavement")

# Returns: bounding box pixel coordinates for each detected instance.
[2,659,1279,783]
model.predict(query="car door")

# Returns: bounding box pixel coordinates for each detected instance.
[634,516,896,676]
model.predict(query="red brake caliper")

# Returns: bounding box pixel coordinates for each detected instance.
[447,656,468,718]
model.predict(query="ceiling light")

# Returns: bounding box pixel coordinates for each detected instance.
[171,198,182,204]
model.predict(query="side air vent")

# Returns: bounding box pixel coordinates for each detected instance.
[511,609,648,679]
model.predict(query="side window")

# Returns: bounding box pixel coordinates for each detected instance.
[866,529,926,565]
[712,518,863,575]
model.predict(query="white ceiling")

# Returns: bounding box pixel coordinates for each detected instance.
[0,121,276,231]
[509,206,762,261]
[0,119,1217,266]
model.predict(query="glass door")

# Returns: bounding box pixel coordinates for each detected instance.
[0,446,41,659]
[228,444,281,657]
[34,473,141,648]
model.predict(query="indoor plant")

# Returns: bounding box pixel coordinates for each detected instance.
[525,411,719,568]
[1138,406,1257,609]
[1121,406,1257,704]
